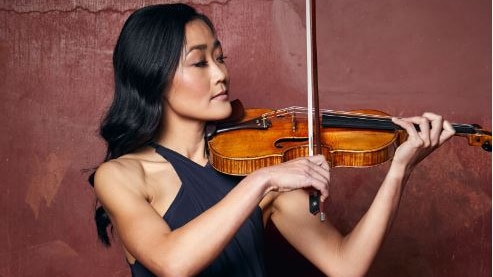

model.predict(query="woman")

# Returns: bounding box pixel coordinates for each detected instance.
[91,3,455,277]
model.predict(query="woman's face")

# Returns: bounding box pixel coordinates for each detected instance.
[165,19,231,122]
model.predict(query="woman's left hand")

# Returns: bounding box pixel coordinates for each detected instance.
[391,112,456,171]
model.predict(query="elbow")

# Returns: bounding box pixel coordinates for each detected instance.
[325,251,371,277]
[149,256,200,277]
[326,239,374,277]
[328,262,370,277]
[134,239,207,277]
[151,264,193,277]
[340,272,368,277]
[329,268,368,277]
[153,266,193,277]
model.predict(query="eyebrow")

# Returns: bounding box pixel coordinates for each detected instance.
[186,39,222,55]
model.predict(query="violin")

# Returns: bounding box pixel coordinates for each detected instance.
[206,99,492,176]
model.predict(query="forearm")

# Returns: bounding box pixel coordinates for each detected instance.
[336,162,410,276]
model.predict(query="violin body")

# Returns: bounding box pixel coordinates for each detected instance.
[208,108,403,176]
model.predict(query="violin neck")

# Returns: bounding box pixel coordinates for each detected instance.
[321,112,491,152]
[321,112,484,135]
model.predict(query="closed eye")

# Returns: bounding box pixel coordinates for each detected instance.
[193,55,227,67]
[217,55,227,64]
[193,60,208,67]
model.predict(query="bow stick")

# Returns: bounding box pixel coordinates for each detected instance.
[306,0,327,222]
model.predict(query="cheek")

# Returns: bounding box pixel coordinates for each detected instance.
[180,71,209,96]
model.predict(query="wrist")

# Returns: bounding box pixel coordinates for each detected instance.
[248,167,276,197]
[387,161,412,183]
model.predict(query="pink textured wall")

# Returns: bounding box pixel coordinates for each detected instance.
[1,1,490,276]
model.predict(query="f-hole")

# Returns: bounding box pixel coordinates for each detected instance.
[274,137,309,148]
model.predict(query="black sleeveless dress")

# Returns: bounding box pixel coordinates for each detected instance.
[130,144,266,277]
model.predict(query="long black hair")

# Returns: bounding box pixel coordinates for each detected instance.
[89,3,216,246]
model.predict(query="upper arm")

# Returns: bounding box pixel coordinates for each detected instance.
[270,189,345,276]
[94,161,172,272]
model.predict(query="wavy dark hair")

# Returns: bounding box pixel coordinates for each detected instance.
[89,3,216,246]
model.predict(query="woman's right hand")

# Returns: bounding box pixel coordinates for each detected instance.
[249,155,331,201]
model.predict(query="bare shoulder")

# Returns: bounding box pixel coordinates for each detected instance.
[94,149,179,217]
[94,155,147,197]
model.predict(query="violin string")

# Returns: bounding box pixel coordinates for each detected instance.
[264,107,394,122]
[260,107,475,129]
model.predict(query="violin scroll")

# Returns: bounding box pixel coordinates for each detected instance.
[458,124,491,152]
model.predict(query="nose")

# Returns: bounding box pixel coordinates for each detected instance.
[211,60,228,85]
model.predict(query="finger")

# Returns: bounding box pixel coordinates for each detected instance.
[308,155,331,182]
[308,154,331,170]
[310,177,330,202]
[303,156,331,199]
[309,166,331,194]
[416,116,431,148]
[286,156,330,186]
[438,120,456,145]
[422,112,443,147]
[300,171,329,200]
[392,117,420,138]
[393,116,430,151]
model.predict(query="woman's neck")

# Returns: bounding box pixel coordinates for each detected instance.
[156,114,208,164]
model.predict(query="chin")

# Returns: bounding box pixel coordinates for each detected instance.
[213,102,233,121]
[209,101,232,120]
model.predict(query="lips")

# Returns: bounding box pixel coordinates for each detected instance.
[211,90,228,100]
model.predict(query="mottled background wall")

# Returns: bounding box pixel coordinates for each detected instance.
[0,0,490,276]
